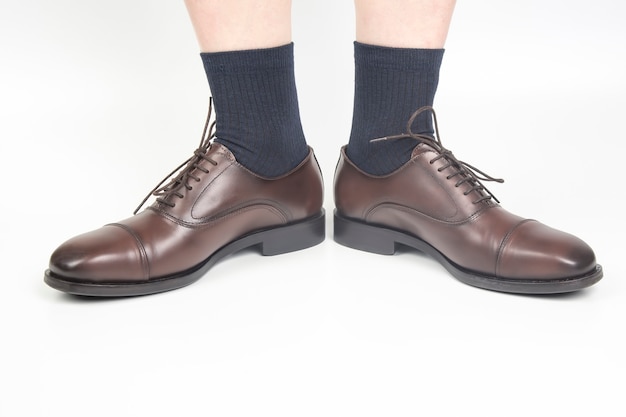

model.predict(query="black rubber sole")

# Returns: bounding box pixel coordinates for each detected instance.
[44,210,326,297]
[333,210,603,294]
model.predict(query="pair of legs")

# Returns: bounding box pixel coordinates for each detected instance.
[185,0,455,52]
[185,0,455,177]
[44,0,602,296]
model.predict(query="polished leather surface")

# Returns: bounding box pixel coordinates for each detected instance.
[334,144,598,280]
[49,143,324,283]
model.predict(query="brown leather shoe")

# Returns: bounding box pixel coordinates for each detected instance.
[334,107,602,294]
[45,107,325,297]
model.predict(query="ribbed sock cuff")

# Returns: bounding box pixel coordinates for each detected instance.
[201,43,295,74]
[354,41,444,72]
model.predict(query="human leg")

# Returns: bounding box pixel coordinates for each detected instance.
[184,0,292,52]
[44,1,325,296]
[355,0,455,48]
[347,0,455,175]
[185,0,308,177]
[334,0,602,293]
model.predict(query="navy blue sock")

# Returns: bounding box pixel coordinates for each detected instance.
[200,43,308,177]
[347,42,445,175]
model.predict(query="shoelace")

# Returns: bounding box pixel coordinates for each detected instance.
[371,106,504,204]
[134,99,218,214]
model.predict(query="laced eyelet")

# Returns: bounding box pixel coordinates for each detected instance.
[367,105,504,207]
[133,98,218,215]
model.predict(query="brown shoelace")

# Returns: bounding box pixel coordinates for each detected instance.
[371,106,504,204]
[134,99,218,214]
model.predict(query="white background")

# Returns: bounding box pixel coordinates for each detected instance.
[1,1,625,416]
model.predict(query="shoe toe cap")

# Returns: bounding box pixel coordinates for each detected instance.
[48,225,147,282]
[497,220,598,280]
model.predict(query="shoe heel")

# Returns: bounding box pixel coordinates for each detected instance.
[260,211,326,256]
[333,211,396,255]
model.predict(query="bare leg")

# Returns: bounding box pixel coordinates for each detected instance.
[355,0,456,48]
[184,0,292,52]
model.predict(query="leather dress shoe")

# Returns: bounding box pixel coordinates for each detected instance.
[334,107,602,294]
[45,105,325,296]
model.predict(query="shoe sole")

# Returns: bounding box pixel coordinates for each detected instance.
[44,210,326,297]
[333,211,603,294]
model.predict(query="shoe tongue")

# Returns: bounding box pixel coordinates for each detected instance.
[410,141,439,158]
[208,142,236,161]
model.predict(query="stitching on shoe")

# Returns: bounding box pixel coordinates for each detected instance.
[106,223,151,279]
[151,203,287,229]
[495,219,536,278]
[367,201,496,226]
